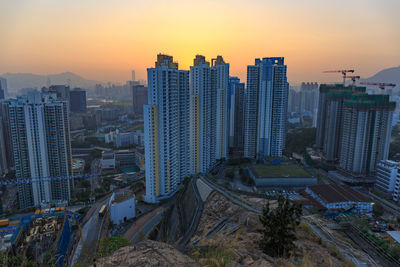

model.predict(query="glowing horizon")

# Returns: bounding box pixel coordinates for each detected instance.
[1,0,399,84]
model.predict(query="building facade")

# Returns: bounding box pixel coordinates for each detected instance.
[131,84,148,115]
[212,56,230,160]
[375,160,400,197]
[189,55,215,174]
[306,184,373,213]
[144,54,190,203]
[0,115,7,175]
[244,64,260,158]
[42,85,70,102]
[228,77,245,154]
[69,88,86,113]
[244,57,289,159]
[109,191,136,225]
[315,84,365,153]
[5,91,73,209]
[316,84,395,177]
[0,78,7,99]
[339,94,395,176]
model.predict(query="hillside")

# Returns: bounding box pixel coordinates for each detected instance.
[361,66,400,91]
[0,72,101,92]
[95,240,200,266]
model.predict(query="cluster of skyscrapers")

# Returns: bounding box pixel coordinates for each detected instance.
[0,91,73,209]
[144,54,289,203]
[316,84,395,177]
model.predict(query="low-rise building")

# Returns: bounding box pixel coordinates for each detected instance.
[386,231,400,244]
[101,152,116,170]
[115,130,144,148]
[305,184,373,213]
[109,191,135,224]
[375,160,400,197]
[72,159,85,175]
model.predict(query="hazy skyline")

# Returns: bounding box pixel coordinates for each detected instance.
[1,0,399,84]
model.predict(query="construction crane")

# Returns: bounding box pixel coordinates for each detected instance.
[323,69,355,85]
[359,82,396,91]
[0,174,101,187]
[344,75,360,85]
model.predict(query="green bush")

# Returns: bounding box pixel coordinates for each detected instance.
[96,236,131,258]
[373,202,384,217]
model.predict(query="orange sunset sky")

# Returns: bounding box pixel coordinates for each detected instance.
[1,0,399,84]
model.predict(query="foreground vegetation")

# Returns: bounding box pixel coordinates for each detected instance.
[259,193,302,257]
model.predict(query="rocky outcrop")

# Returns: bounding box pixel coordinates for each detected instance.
[95,240,200,266]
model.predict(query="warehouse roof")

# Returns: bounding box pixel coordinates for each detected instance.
[308,184,370,204]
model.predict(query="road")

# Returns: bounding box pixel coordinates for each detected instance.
[130,209,164,243]
[70,195,111,266]
[319,168,400,216]
[200,175,261,214]
[178,178,204,247]
[90,158,102,195]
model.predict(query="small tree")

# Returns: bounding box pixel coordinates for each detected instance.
[373,202,384,217]
[259,192,302,257]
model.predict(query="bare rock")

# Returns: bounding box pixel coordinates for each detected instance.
[95,240,201,267]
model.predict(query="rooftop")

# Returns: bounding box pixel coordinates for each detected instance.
[251,164,310,178]
[387,231,400,243]
[308,184,370,204]
[112,191,135,204]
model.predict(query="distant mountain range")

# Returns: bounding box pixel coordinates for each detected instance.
[361,66,400,91]
[1,66,399,93]
[0,72,101,92]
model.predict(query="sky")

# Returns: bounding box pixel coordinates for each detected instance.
[0,0,399,84]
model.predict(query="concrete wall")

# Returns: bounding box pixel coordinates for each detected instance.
[251,177,317,187]
[110,195,136,224]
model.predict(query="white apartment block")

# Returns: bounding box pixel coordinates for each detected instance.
[5,91,72,209]
[190,55,215,174]
[144,55,190,203]
[244,57,289,159]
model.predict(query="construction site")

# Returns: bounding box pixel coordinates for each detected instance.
[0,208,80,266]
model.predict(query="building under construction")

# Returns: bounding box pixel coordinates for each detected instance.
[1,209,78,266]
[17,216,64,264]
[316,84,395,177]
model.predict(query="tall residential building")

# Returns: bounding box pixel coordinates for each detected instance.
[299,82,319,126]
[228,77,245,154]
[189,55,215,174]
[0,78,7,99]
[42,85,70,102]
[0,115,7,175]
[244,57,289,159]
[212,56,230,160]
[70,88,87,113]
[375,160,400,197]
[5,91,73,209]
[144,54,190,203]
[339,94,395,176]
[0,103,14,172]
[315,84,366,161]
[131,84,148,115]
[244,64,260,158]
